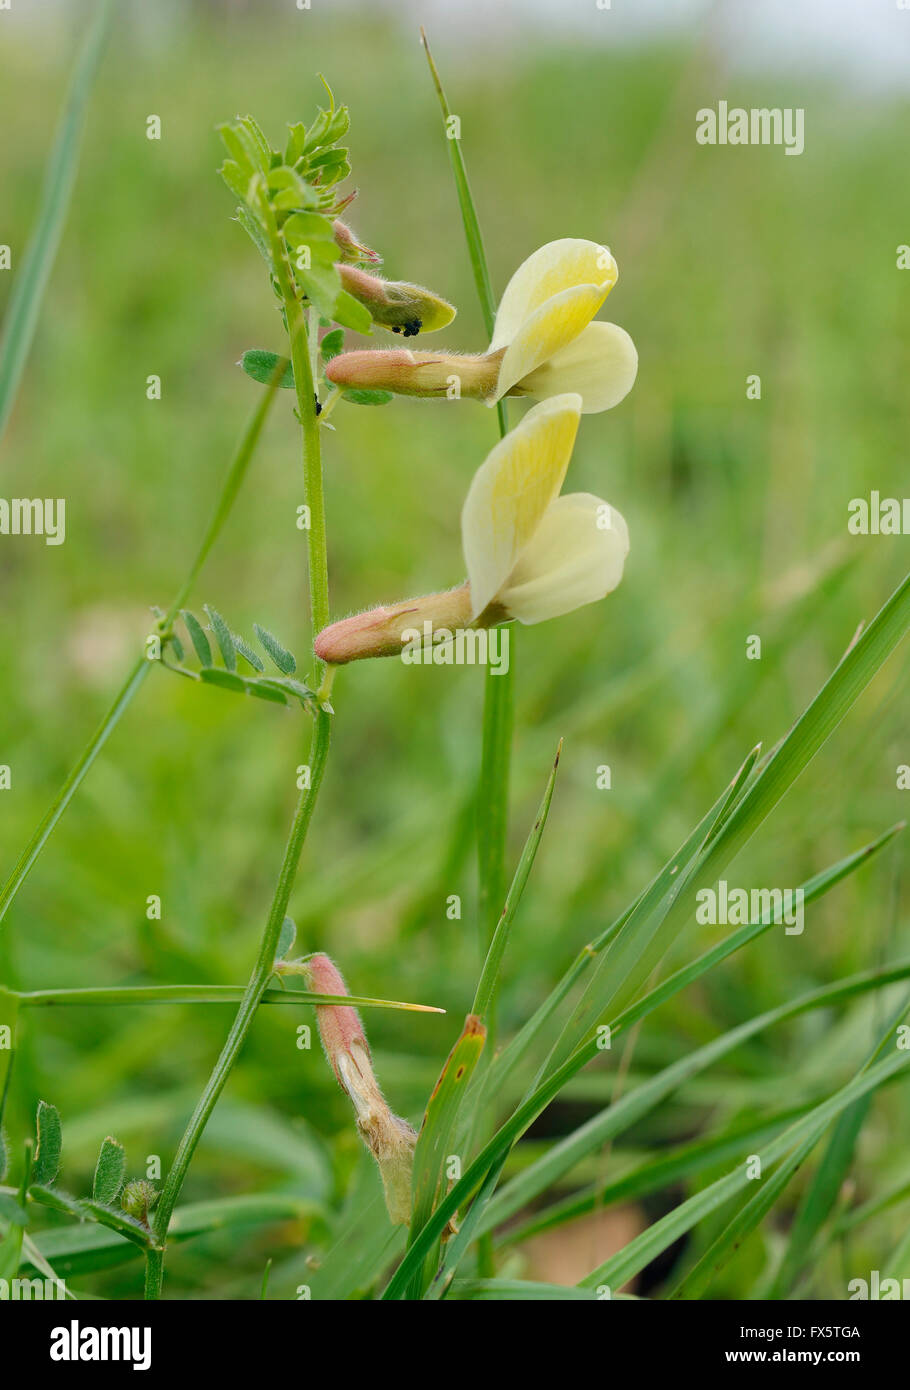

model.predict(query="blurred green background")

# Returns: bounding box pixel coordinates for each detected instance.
[1,0,909,1297]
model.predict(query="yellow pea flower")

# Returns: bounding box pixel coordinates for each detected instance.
[314,393,629,665]
[326,238,637,413]
[461,392,630,621]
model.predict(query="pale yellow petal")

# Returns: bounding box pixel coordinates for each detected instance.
[519,321,638,413]
[493,284,608,402]
[497,492,629,624]
[490,239,618,350]
[461,394,582,619]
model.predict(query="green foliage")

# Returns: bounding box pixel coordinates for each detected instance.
[407,1015,486,1297]
[253,624,297,676]
[92,1136,126,1205]
[34,1101,62,1187]
[163,609,316,712]
[218,95,371,338]
[275,917,297,963]
[341,388,394,406]
[240,349,296,389]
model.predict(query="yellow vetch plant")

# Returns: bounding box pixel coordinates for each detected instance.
[325,238,637,412]
[314,392,629,664]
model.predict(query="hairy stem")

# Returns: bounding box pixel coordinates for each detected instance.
[264,201,330,662]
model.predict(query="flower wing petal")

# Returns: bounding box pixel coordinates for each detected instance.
[519,321,638,413]
[461,394,582,619]
[493,284,611,402]
[497,491,629,624]
[490,239,618,350]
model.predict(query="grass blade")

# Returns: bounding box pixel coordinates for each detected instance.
[15,983,444,1014]
[420,27,497,336]
[671,988,910,1300]
[581,1043,910,1294]
[448,1279,601,1301]
[669,1135,820,1300]
[477,852,905,1241]
[595,992,910,1296]
[383,958,910,1297]
[0,0,115,445]
[407,1014,486,1297]
[499,1100,815,1249]
[550,568,910,1061]
[492,742,763,1096]
[472,742,561,1020]
[765,1098,871,1298]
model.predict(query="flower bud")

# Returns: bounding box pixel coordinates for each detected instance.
[120,1179,159,1224]
[326,347,502,397]
[332,219,382,265]
[314,584,489,665]
[305,953,417,1225]
[336,264,456,337]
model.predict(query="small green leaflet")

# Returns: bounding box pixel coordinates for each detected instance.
[232,633,265,672]
[34,1101,62,1186]
[181,610,212,667]
[320,328,345,361]
[92,1136,126,1206]
[342,389,393,406]
[240,350,295,390]
[275,917,297,963]
[204,605,237,672]
[254,624,297,675]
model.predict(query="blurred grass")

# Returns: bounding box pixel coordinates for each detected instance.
[1,0,909,1297]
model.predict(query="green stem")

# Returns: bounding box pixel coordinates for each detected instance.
[146,708,332,1298]
[13,982,440,1013]
[263,198,330,662]
[476,656,514,950]
[421,27,513,1286]
[0,372,283,930]
[420,29,514,952]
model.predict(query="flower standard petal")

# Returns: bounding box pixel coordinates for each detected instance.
[496,492,629,624]
[490,238,618,350]
[461,393,582,619]
[519,321,638,413]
